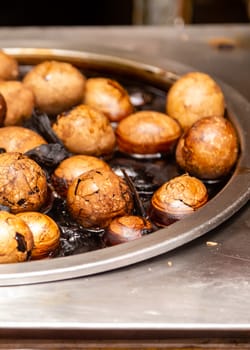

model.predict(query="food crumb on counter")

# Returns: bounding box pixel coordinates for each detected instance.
[206,241,219,246]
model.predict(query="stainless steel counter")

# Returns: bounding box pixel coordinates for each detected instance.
[0,25,250,346]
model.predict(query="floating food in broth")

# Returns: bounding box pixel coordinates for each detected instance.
[23,60,86,115]
[17,211,61,260]
[0,211,34,263]
[115,110,181,156]
[52,104,116,156]
[0,50,19,81]
[0,81,35,126]
[51,154,111,197]
[67,168,134,229]
[0,126,47,153]
[0,152,48,214]
[149,174,208,227]
[175,115,239,180]
[166,71,225,131]
[84,77,134,122]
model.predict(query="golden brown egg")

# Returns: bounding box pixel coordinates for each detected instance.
[0,126,47,153]
[52,104,116,156]
[0,81,35,126]
[104,215,153,246]
[0,211,34,263]
[175,115,239,180]
[23,60,86,115]
[0,152,48,213]
[0,51,19,81]
[149,174,208,227]
[51,154,111,197]
[84,77,134,122]
[166,71,225,131]
[17,212,60,260]
[115,110,181,156]
[67,168,134,228]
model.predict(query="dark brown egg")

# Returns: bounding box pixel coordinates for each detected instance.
[52,104,116,156]
[84,77,134,122]
[175,115,239,180]
[0,51,19,81]
[0,152,48,213]
[17,212,60,260]
[0,211,34,263]
[0,81,35,126]
[0,93,7,126]
[23,60,86,115]
[51,154,111,197]
[67,168,134,229]
[149,174,208,227]
[115,110,181,156]
[0,126,47,153]
[104,215,153,246]
[166,71,225,131]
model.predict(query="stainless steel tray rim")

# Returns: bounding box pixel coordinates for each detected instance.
[0,47,249,286]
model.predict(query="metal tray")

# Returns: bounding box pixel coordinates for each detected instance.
[0,47,249,286]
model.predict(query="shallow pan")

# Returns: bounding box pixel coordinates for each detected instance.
[0,47,249,286]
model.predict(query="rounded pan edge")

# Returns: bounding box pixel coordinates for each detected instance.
[0,48,249,286]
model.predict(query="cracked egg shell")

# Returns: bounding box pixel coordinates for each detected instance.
[17,212,60,260]
[0,152,48,214]
[52,104,116,156]
[23,60,86,115]
[0,126,47,153]
[115,110,181,155]
[0,211,34,264]
[67,168,134,229]
[149,174,208,227]
[175,115,239,180]
[84,77,134,122]
[51,154,111,197]
[166,71,225,131]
